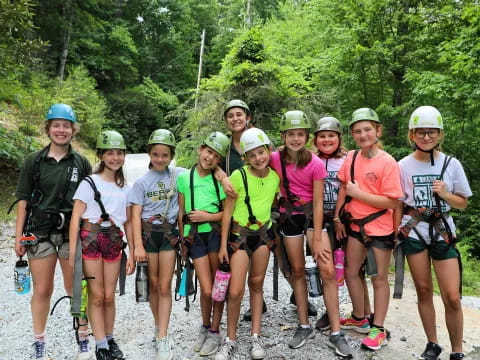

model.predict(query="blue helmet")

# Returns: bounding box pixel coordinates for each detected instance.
[45,104,77,123]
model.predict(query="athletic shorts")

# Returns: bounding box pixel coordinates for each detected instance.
[189,231,220,260]
[27,232,69,260]
[228,228,274,257]
[280,214,313,237]
[403,236,458,260]
[348,230,395,250]
[144,231,175,253]
[81,229,123,262]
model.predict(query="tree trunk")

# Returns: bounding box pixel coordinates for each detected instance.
[58,1,73,80]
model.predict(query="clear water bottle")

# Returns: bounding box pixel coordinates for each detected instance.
[135,262,149,302]
[334,248,345,287]
[304,256,322,298]
[212,262,231,302]
[14,257,30,294]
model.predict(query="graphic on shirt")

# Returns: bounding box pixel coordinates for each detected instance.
[146,181,171,202]
[71,167,79,182]
[324,170,339,212]
[412,174,446,211]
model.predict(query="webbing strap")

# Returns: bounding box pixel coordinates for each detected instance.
[338,150,359,215]
[279,154,298,204]
[393,238,405,299]
[434,155,453,243]
[189,164,223,212]
[83,176,110,221]
[238,167,258,225]
[71,235,83,317]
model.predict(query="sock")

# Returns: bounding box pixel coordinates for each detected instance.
[209,329,219,334]
[300,324,311,329]
[34,333,46,343]
[203,324,211,330]
[372,324,385,331]
[352,313,365,321]
[106,334,113,342]
[96,338,109,350]
[78,330,89,342]
[331,331,340,336]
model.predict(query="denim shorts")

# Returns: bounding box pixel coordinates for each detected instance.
[189,231,220,260]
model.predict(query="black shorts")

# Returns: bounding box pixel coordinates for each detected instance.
[348,230,395,250]
[280,214,313,237]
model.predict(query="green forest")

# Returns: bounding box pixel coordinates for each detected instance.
[0,0,478,292]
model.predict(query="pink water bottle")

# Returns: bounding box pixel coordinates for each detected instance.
[212,262,231,302]
[334,248,345,287]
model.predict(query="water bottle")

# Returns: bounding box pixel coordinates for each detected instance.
[14,257,31,294]
[212,262,231,302]
[334,248,345,287]
[304,256,322,298]
[80,279,88,319]
[135,262,149,302]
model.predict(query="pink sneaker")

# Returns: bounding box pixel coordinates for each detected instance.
[339,315,370,334]
[361,327,387,350]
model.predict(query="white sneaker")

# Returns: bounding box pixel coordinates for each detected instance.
[76,336,95,360]
[193,326,209,352]
[157,336,173,360]
[250,334,265,359]
[32,341,50,360]
[200,331,222,356]
[214,338,238,360]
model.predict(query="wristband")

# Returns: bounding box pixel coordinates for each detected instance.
[333,216,341,223]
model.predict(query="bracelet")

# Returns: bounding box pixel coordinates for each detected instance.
[333,216,341,223]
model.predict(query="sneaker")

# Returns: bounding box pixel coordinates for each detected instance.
[243,300,268,321]
[340,315,370,334]
[328,332,353,358]
[194,326,209,352]
[214,338,238,360]
[156,336,173,360]
[95,348,113,360]
[315,311,330,331]
[250,334,266,359]
[33,341,49,360]
[288,326,315,349]
[419,342,442,360]
[289,292,318,317]
[200,331,222,356]
[361,327,388,351]
[107,339,124,360]
[77,338,94,360]
[449,353,465,360]
[367,313,392,339]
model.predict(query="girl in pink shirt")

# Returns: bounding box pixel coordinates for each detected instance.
[336,108,402,351]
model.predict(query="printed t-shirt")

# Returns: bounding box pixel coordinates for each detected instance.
[319,156,345,214]
[128,166,186,224]
[398,152,472,241]
[176,167,226,235]
[337,150,403,236]
[230,166,280,230]
[269,151,327,212]
[73,174,131,226]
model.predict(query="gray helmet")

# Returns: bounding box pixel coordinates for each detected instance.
[223,99,250,118]
[314,116,342,134]
[96,130,126,150]
[148,129,176,147]
[350,108,380,128]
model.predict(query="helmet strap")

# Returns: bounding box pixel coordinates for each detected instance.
[414,143,439,166]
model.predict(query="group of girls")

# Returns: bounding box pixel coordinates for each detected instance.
[15,101,471,360]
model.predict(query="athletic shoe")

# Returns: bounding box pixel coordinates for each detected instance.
[250,334,266,359]
[33,341,49,360]
[449,353,465,360]
[107,339,125,360]
[200,331,222,356]
[419,342,442,360]
[95,348,113,360]
[77,338,94,360]
[289,292,318,317]
[361,327,388,350]
[156,336,173,360]
[243,300,268,321]
[367,313,392,339]
[315,311,330,331]
[193,326,209,352]
[328,332,353,358]
[214,338,238,360]
[340,315,370,334]
[288,326,315,349]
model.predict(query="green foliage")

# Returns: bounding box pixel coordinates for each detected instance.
[0,125,41,168]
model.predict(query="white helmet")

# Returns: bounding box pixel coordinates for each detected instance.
[240,128,270,154]
[409,106,443,130]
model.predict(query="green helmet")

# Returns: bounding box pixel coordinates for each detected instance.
[203,131,230,157]
[240,128,270,154]
[223,99,250,118]
[96,130,126,150]
[314,116,342,134]
[46,103,77,123]
[148,129,176,147]
[409,106,443,130]
[279,110,311,132]
[350,108,380,128]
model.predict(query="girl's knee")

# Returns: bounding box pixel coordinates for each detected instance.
[201,288,212,299]
[415,283,433,301]
[228,288,245,303]
[444,292,461,311]
[103,293,115,305]
[371,273,389,287]
[89,293,105,307]
[290,264,304,279]
[318,264,335,281]
[248,276,265,290]
[158,283,171,297]
[33,284,54,299]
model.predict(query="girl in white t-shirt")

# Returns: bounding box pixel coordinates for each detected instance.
[396,106,472,360]
[69,130,134,360]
